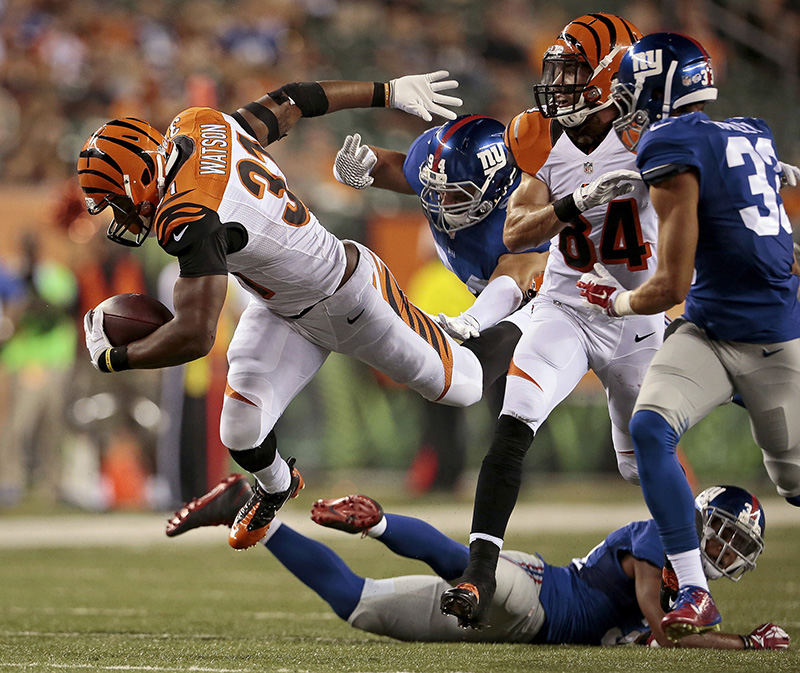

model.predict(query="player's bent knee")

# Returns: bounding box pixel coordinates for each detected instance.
[220,399,267,450]
[616,453,640,484]
[629,408,678,456]
[763,447,800,498]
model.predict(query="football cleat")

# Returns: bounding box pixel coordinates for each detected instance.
[310,494,384,535]
[661,585,721,641]
[228,458,304,550]
[165,474,252,537]
[440,578,495,630]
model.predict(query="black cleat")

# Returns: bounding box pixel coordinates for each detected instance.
[440,577,495,629]
[166,474,252,537]
[228,458,304,550]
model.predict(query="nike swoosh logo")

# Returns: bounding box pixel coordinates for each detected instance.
[634,331,655,343]
[346,309,365,325]
[173,224,189,242]
[762,347,784,357]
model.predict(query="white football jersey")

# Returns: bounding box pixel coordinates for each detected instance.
[535,129,658,308]
[158,107,345,317]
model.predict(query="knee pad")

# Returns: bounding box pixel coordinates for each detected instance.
[611,423,639,483]
[501,376,548,431]
[220,395,266,450]
[616,452,640,484]
[762,447,800,498]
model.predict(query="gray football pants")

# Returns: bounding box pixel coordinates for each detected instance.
[634,320,800,497]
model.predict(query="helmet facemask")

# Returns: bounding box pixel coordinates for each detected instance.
[534,51,597,126]
[78,118,168,247]
[695,486,766,582]
[419,159,514,237]
[699,502,764,582]
[611,80,657,152]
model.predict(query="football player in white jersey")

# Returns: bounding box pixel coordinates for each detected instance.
[441,14,667,628]
[78,72,522,551]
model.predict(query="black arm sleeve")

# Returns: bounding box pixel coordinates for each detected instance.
[176,226,228,278]
[641,163,694,186]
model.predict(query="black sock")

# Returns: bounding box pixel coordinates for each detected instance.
[228,430,277,472]
[471,415,534,539]
[462,321,522,391]
[463,538,500,584]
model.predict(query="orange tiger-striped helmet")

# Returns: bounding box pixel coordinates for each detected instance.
[533,13,641,128]
[77,118,168,246]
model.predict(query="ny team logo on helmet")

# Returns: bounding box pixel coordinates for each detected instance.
[611,32,718,151]
[533,13,641,128]
[418,114,518,236]
[77,117,168,246]
[695,485,765,582]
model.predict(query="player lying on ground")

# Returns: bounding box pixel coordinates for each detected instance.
[78,72,522,551]
[577,32,800,641]
[332,114,549,340]
[166,476,788,649]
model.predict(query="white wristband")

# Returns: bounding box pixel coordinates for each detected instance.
[612,290,635,316]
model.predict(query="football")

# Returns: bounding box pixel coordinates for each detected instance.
[97,293,174,347]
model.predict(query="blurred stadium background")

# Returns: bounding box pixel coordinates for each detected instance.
[0,0,799,514]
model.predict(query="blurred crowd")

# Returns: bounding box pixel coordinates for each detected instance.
[0,0,799,509]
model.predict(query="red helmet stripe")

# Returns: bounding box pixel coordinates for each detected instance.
[680,32,713,60]
[432,115,491,166]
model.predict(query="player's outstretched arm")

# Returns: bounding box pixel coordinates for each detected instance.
[438,251,548,339]
[333,134,414,193]
[626,171,699,315]
[631,557,789,649]
[503,172,561,251]
[123,275,228,369]
[235,72,462,149]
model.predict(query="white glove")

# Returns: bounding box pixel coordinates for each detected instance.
[576,263,633,317]
[333,134,377,189]
[572,169,641,212]
[779,160,800,188]
[83,308,111,369]
[437,312,480,340]
[389,70,462,122]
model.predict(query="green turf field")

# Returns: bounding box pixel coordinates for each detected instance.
[2,494,799,673]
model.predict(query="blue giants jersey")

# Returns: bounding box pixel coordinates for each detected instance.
[403,127,548,295]
[538,520,664,645]
[637,112,800,343]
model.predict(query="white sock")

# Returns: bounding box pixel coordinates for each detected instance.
[253,451,290,493]
[366,516,387,538]
[469,532,504,550]
[667,549,708,590]
[259,518,283,546]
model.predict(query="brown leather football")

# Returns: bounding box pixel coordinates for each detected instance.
[97,293,174,347]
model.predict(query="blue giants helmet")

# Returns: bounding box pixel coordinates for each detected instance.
[418,115,517,236]
[611,32,718,151]
[695,485,765,582]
